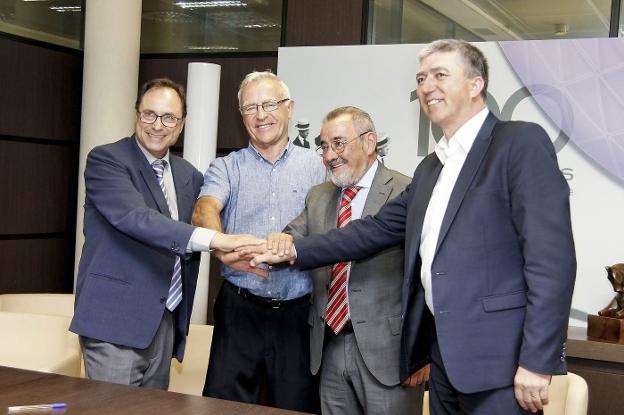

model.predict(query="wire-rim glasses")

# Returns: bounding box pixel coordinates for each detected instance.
[316,131,371,156]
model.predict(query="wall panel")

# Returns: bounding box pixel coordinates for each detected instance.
[0,140,77,235]
[284,0,365,46]
[0,34,81,294]
[0,36,82,141]
[0,239,73,293]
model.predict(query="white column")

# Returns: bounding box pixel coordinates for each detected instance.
[183,63,221,324]
[74,0,142,281]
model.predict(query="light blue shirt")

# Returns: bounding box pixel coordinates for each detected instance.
[199,140,326,300]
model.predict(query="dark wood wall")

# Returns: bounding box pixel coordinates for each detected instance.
[0,35,82,294]
[1,0,367,321]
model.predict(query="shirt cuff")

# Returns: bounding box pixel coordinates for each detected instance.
[187,227,217,252]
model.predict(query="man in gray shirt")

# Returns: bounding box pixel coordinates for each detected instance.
[192,71,325,412]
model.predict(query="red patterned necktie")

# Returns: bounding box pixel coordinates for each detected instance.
[325,186,361,334]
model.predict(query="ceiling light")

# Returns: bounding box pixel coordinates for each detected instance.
[243,23,279,29]
[185,45,239,51]
[175,1,247,9]
[49,6,81,12]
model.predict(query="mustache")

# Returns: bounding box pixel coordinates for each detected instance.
[327,157,346,168]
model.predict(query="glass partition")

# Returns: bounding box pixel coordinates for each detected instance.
[368,0,614,43]
[0,0,82,49]
[140,0,283,53]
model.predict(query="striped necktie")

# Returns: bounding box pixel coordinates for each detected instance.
[325,186,361,334]
[152,160,183,312]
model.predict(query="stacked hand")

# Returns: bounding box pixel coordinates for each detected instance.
[210,232,265,252]
[210,233,269,277]
[208,232,298,277]
[239,232,297,267]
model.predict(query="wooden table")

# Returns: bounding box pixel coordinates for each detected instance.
[0,366,307,415]
[567,326,624,415]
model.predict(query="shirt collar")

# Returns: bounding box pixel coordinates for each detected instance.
[135,136,171,166]
[247,139,292,164]
[434,108,489,165]
[348,160,378,191]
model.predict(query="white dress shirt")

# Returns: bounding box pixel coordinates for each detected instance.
[349,160,378,220]
[419,108,489,313]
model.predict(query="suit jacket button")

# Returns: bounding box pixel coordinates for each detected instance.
[160,297,166,304]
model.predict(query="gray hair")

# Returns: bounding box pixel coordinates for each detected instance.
[237,71,291,106]
[323,106,377,136]
[418,39,489,101]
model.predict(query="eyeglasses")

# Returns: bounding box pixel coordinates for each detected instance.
[316,131,371,156]
[239,98,290,115]
[138,111,182,128]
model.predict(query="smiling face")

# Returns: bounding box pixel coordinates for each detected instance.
[416,50,484,138]
[320,114,376,187]
[239,79,293,151]
[135,87,185,159]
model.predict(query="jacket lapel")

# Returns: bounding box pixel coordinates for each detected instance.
[325,186,341,231]
[362,164,393,217]
[132,137,171,218]
[435,113,497,254]
[405,156,443,275]
[169,156,194,222]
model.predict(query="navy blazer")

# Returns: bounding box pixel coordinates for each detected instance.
[295,113,576,393]
[70,136,204,361]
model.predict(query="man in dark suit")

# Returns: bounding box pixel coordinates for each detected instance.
[282,106,426,414]
[70,78,260,390]
[252,40,576,414]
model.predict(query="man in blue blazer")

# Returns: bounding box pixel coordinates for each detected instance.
[70,78,260,390]
[253,40,576,414]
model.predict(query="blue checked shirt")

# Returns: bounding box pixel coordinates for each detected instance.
[199,141,326,300]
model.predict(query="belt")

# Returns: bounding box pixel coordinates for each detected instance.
[223,280,310,309]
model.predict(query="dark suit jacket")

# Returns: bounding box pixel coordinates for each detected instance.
[295,113,576,393]
[286,164,410,386]
[70,136,204,361]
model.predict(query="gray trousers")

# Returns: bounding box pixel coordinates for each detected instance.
[80,310,174,390]
[320,331,424,415]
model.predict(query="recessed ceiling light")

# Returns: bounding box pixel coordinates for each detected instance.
[49,6,81,12]
[243,23,279,29]
[185,45,239,51]
[175,1,247,9]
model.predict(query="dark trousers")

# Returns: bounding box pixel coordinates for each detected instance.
[429,339,542,415]
[203,281,319,413]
